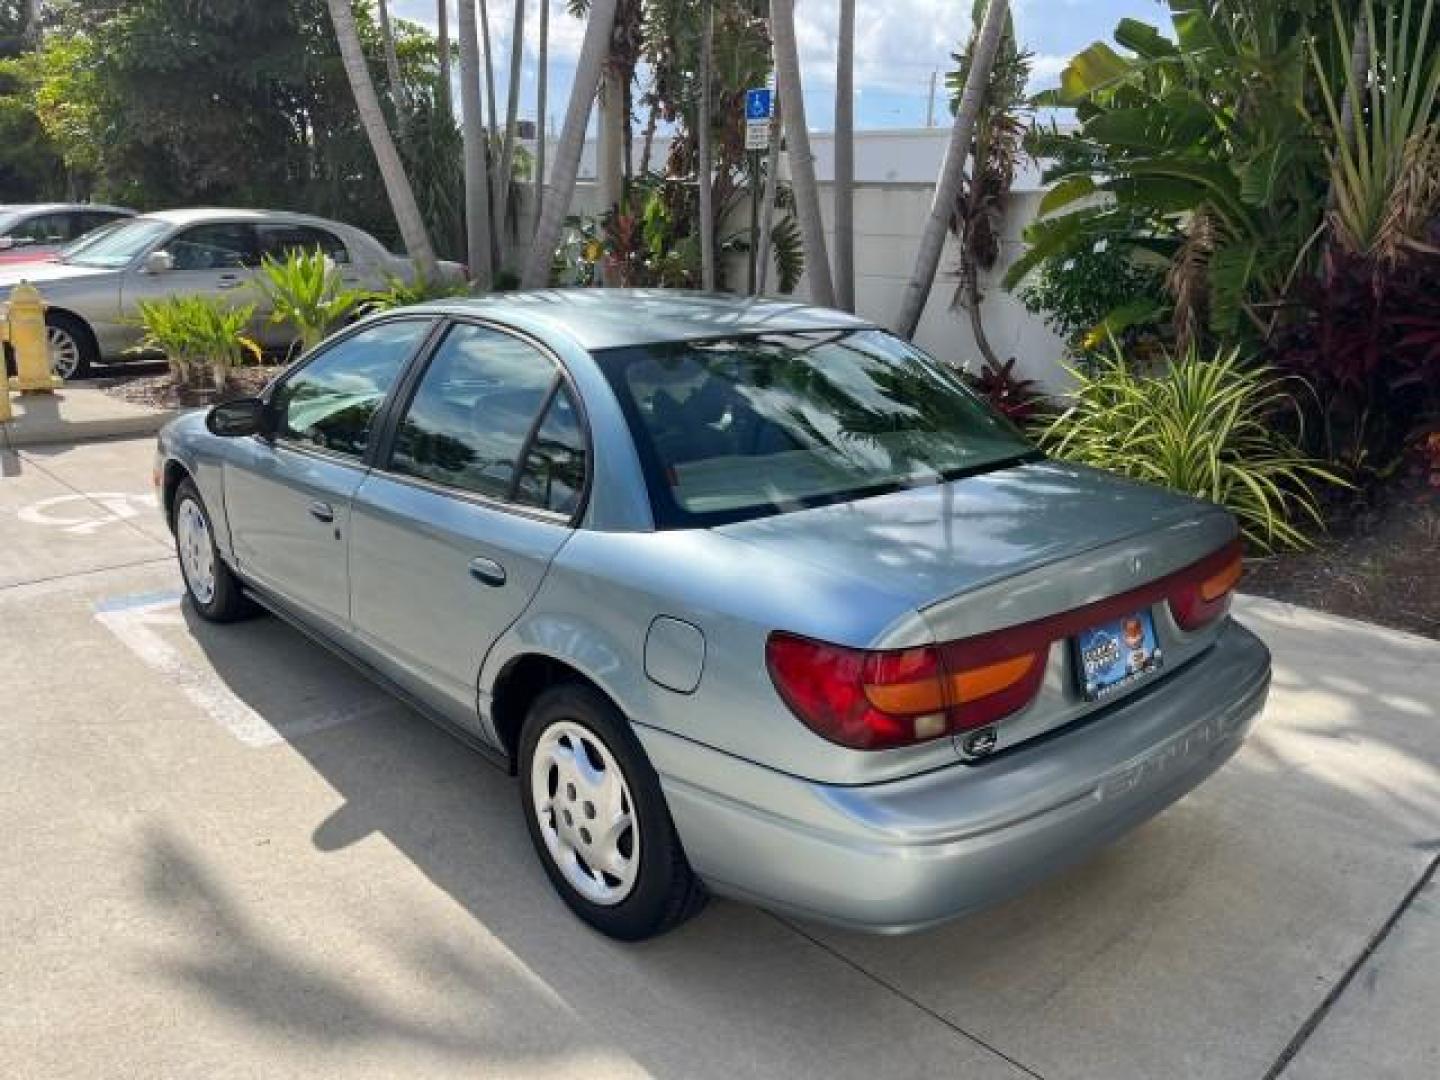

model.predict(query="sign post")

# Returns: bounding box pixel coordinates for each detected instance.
[744,88,773,294]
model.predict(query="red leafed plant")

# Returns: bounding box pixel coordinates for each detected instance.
[966,356,1045,425]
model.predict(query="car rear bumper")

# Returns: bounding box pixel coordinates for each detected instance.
[639,617,1271,934]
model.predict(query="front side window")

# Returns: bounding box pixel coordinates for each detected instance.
[388,323,563,504]
[168,223,259,271]
[273,319,433,458]
[598,329,1036,528]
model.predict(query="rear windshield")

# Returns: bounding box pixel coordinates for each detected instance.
[597,329,1037,528]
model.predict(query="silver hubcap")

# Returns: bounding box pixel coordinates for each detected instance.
[176,498,216,605]
[531,721,640,906]
[47,326,81,379]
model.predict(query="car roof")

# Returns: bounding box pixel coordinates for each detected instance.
[0,203,134,216]
[137,207,359,230]
[414,289,877,351]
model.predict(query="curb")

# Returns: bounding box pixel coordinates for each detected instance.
[1,400,183,450]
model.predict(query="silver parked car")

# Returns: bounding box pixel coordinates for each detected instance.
[0,208,466,379]
[0,203,135,265]
[155,291,1271,941]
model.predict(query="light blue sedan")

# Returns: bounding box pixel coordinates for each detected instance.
[155,291,1271,940]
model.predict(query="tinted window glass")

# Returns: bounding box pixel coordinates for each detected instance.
[257,224,350,264]
[515,387,587,515]
[598,329,1036,528]
[274,319,432,458]
[168,223,259,270]
[9,213,69,243]
[78,212,127,234]
[65,218,170,267]
[389,324,556,500]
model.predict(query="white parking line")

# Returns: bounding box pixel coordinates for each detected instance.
[94,592,387,747]
[18,491,159,534]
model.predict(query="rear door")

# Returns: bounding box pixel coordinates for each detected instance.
[349,321,587,734]
[254,222,367,347]
[223,317,437,632]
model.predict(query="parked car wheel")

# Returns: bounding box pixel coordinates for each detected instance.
[172,479,252,623]
[519,683,707,940]
[46,312,97,381]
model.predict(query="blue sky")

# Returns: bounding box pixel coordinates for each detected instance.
[394,0,1167,132]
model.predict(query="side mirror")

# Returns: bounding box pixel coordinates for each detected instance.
[143,250,174,275]
[206,398,268,438]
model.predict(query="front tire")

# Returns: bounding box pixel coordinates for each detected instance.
[173,479,252,623]
[519,684,707,940]
[46,312,98,381]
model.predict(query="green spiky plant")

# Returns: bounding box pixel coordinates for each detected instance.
[255,249,365,357]
[362,274,472,314]
[1042,344,1346,551]
[135,295,261,391]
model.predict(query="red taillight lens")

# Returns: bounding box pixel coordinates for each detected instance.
[1170,543,1243,630]
[766,633,1047,751]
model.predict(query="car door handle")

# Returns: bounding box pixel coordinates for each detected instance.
[217,274,243,290]
[308,500,335,523]
[468,557,507,587]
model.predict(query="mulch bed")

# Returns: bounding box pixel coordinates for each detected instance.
[1243,472,1440,641]
[98,365,288,411]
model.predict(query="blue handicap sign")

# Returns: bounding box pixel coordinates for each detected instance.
[745,88,772,121]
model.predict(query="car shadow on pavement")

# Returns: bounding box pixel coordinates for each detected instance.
[162,595,1440,1080]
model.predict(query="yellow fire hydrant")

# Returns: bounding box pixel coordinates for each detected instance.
[6,281,62,394]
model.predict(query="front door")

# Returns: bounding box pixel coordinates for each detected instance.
[223,318,436,631]
[349,322,589,733]
[120,221,264,333]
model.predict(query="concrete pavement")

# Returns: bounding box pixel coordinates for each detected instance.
[1,437,1436,1079]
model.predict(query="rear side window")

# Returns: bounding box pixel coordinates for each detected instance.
[257,224,351,265]
[514,387,587,515]
[387,323,563,504]
[273,319,433,458]
[597,329,1036,528]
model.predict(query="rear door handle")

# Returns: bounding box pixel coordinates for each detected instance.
[468,557,507,587]
[308,500,335,523]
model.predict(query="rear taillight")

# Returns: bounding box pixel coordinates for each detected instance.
[768,538,1245,751]
[1169,543,1243,630]
[766,632,1047,751]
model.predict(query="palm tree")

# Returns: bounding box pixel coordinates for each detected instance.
[770,0,835,308]
[697,0,717,290]
[325,0,440,282]
[438,0,454,118]
[459,0,495,286]
[534,0,550,227]
[499,0,528,234]
[523,0,622,286]
[377,0,405,104]
[480,0,502,254]
[833,0,855,311]
[893,0,1008,339]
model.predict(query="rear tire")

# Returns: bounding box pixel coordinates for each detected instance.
[46,312,97,381]
[519,683,707,940]
[173,479,253,623]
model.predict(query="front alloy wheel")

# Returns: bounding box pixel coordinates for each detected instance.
[47,324,83,380]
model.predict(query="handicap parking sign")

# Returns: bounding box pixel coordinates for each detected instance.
[745,88,772,120]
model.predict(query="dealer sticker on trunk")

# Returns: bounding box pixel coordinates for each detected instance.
[1075,610,1163,702]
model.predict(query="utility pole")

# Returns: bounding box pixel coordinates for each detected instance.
[926,70,938,128]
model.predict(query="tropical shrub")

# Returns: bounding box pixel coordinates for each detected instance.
[1042,345,1345,551]
[965,357,1046,427]
[1017,237,1168,353]
[363,274,471,314]
[255,249,365,356]
[135,296,260,390]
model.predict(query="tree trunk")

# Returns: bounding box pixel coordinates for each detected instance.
[598,68,626,214]
[499,0,527,244]
[1328,14,1371,212]
[961,263,1002,369]
[697,0,717,291]
[893,0,1008,340]
[325,0,439,281]
[438,0,453,118]
[459,0,495,287]
[638,99,659,176]
[377,0,405,106]
[770,0,835,308]
[833,0,855,311]
[534,0,550,232]
[523,0,621,287]
[479,0,502,266]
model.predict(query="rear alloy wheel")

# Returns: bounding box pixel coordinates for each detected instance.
[172,479,252,623]
[519,684,706,940]
[46,313,97,380]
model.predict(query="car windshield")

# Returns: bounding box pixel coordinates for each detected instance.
[63,218,171,268]
[597,329,1038,528]
[0,211,23,234]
